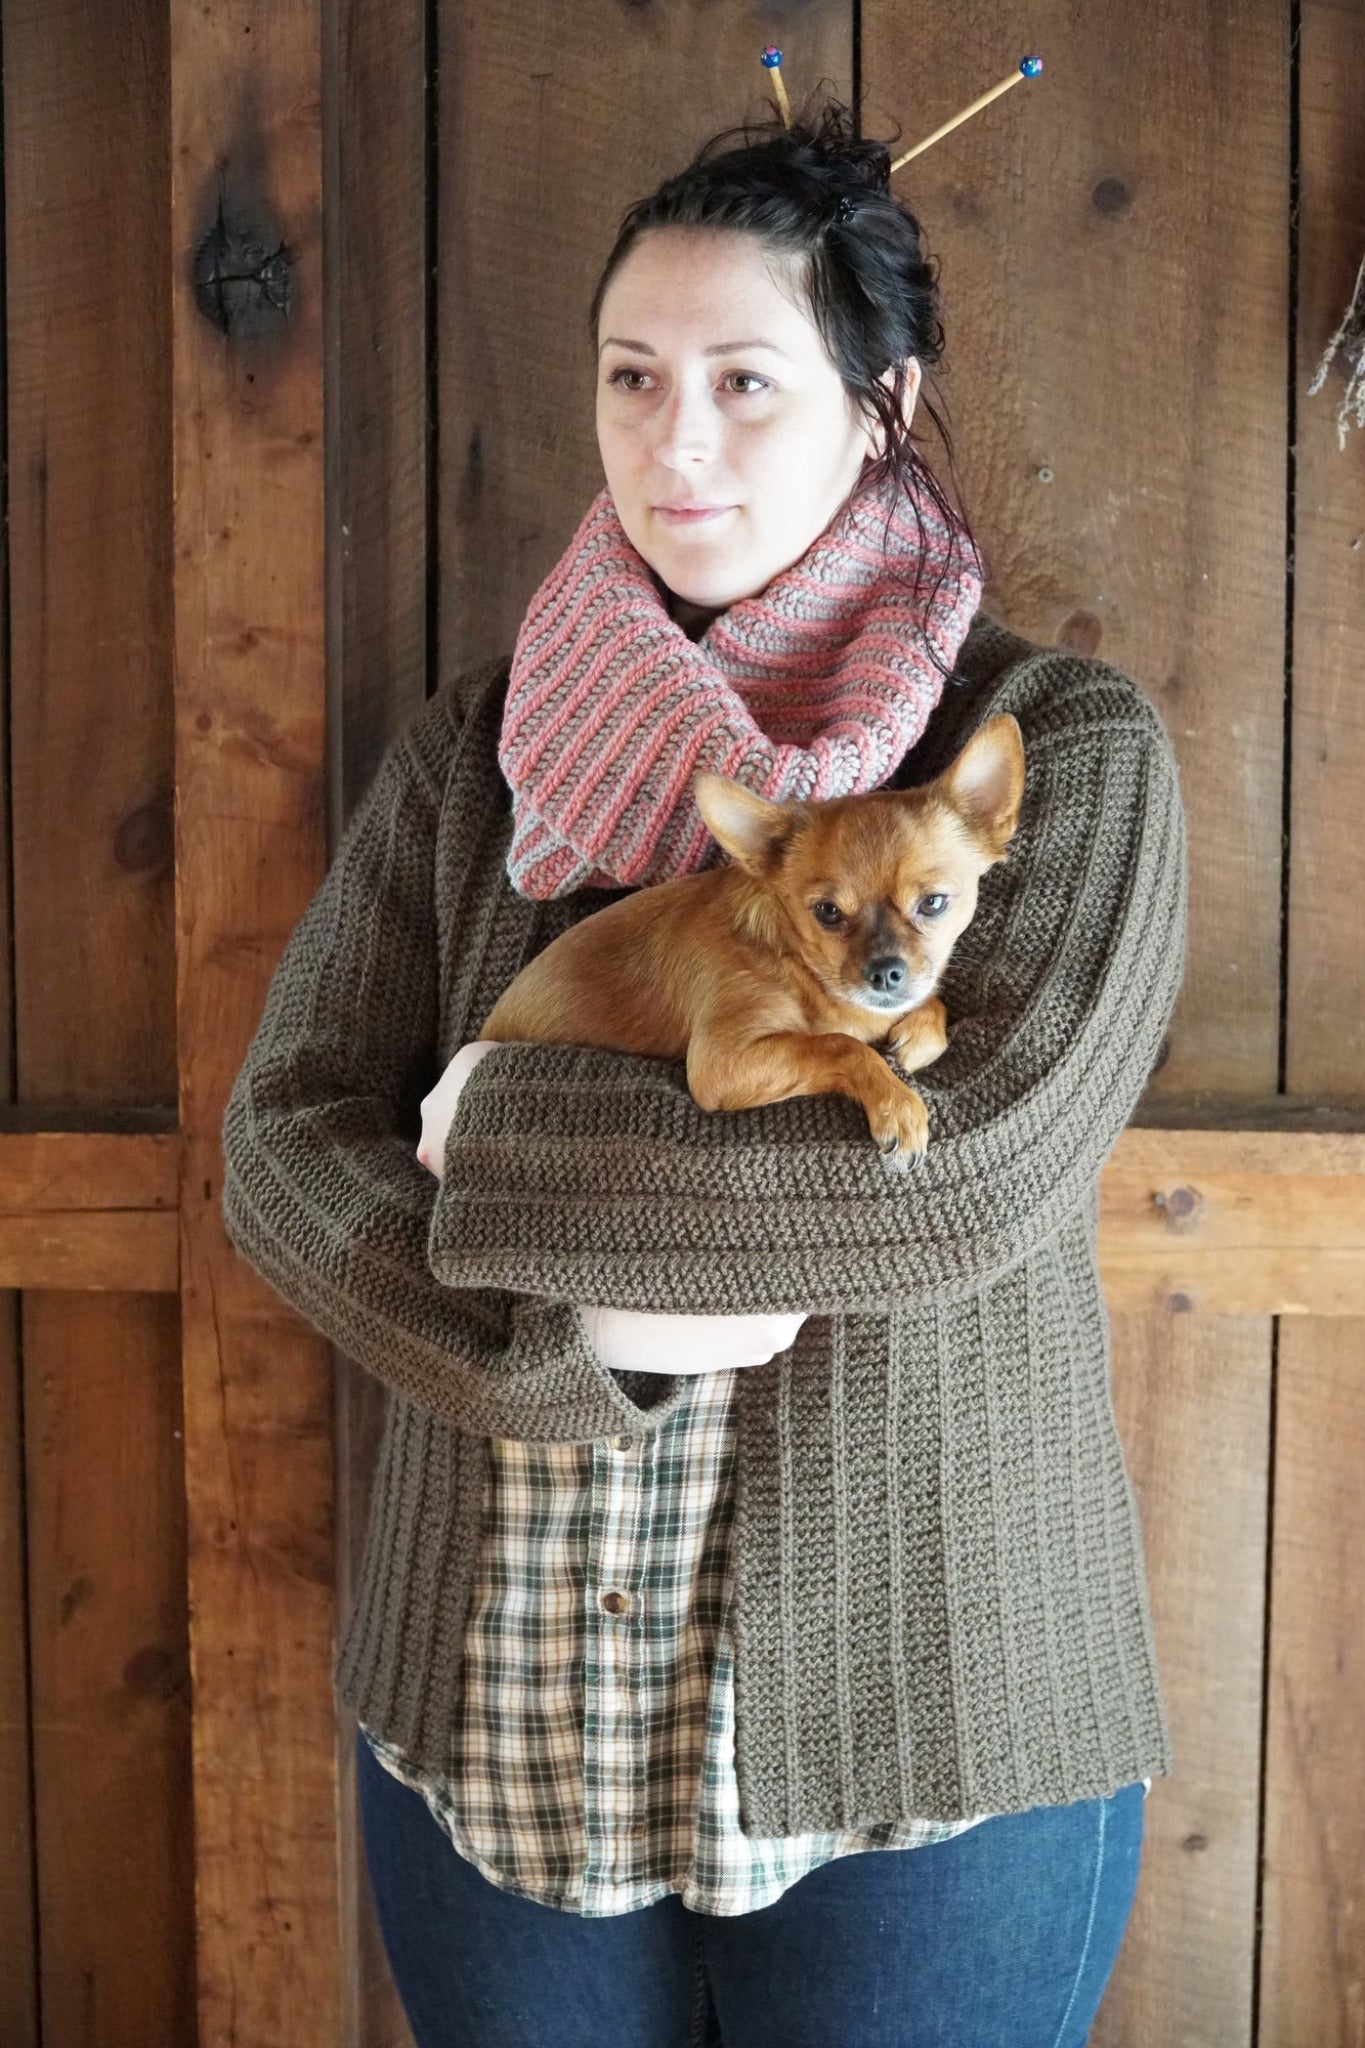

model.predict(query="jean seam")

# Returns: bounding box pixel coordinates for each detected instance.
[1050,1793,1107,2048]
[686,1917,712,2048]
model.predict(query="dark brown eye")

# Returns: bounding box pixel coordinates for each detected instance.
[812,900,844,928]
[919,894,950,918]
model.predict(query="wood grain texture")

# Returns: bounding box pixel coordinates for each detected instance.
[3,0,192,2040]
[325,0,427,2037]
[0,1131,179,1212]
[1261,0,1365,2040]
[1286,0,1365,1099]
[1099,1249,1365,1318]
[0,14,35,2016]
[171,0,338,2039]
[0,1300,35,2048]
[24,1291,194,2046]
[0,1129,180,1291]
[0,1217,178,1294]
[1262,1323,1365,2048]
[1100,1124,1365,1314]
[1100,1313,1270,2048]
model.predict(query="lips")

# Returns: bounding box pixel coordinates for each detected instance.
[655,503,735,524]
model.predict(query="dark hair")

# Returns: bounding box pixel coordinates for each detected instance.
[587,94,983,677]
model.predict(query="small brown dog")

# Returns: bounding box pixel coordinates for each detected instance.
[480,714,1026,1159]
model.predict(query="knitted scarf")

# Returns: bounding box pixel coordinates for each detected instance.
[499,462,983,900]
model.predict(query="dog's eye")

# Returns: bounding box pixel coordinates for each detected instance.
[919,894,950,918]
[811,900,845,928]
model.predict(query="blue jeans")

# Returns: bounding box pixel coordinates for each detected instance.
[356,1728,1145,2048]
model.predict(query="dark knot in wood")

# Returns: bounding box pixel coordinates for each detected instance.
[1152,1183,1203,1228]
[124,1643,189,1701]
[1091,176,1132,216]
[114,790,173,876]
[191,193,293,340]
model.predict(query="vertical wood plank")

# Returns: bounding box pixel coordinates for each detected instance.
[329,0,432,820]
[0,23,35,2003]
[1262,1,1365,2040]
[325,0,428,2037]
[0,1298,35,2046]
[1285,0,1365,1096]
[23,1293,195,2043]
[1262,1327,1365,2048]
[3,1,192,2041]
[171,1,338,2040]
[1100,1316,1270,2047]
[0,76,36,2019]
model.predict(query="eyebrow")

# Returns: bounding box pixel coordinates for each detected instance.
[598,336,794,360]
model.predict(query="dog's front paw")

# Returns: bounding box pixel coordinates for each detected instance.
[885,998,948,1071]
[885,997,948,1078]
[863,1073,930,1163]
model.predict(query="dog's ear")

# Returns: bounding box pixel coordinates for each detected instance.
[935,714,1027,861]
[693,772,793,871]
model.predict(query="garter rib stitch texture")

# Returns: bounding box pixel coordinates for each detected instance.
[499,463,982,898]
[220,609,1189,1833]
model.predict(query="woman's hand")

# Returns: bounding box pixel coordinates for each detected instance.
[418,1039,500,1180]
[577,1304,808,1376]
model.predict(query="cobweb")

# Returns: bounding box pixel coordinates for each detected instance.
[1307,248,1365,451]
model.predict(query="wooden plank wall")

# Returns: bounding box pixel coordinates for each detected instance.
[171,2,337,2044]
[0,0,1358,2042]
[1263,1,1365,2041]
[2,5,194,2046]
[0,114,33,2028]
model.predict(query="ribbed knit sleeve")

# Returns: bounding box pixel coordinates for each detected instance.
[428,654,1188,1316]
[219,684,699,1443]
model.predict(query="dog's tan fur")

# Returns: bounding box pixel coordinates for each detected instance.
[482,714,1026,1157]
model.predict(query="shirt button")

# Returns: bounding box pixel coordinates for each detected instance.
[601,1590,631,1616]
[612,1435,636,1452]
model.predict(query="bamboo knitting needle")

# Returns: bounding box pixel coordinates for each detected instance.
[889,57,1044,172]
[760,45,793,127]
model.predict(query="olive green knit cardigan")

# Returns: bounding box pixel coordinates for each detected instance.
[220,611,1188,1831]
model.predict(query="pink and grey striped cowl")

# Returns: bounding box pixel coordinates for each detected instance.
[498,462,983,900]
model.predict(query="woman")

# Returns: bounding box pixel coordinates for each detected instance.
[221,101,1187,2048]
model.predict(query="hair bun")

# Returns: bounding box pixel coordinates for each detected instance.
[863,145,893,195]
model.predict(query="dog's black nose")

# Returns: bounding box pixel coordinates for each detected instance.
[864,955,908,995]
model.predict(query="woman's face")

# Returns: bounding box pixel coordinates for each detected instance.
[595,227,920,615]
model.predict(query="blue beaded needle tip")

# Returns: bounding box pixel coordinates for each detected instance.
[1020,55,1044,77]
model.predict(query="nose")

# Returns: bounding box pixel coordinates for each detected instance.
[863,955,909,996]
[655,386,719,467]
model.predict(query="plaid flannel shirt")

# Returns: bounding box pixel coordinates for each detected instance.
[364,1364,1000,1917]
